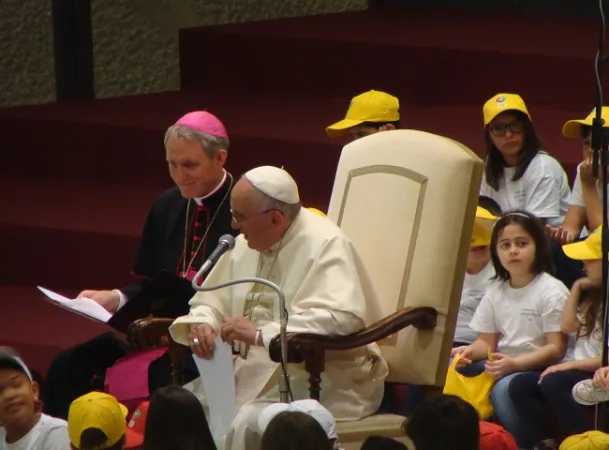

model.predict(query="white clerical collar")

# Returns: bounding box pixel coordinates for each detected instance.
[194,170,227,206]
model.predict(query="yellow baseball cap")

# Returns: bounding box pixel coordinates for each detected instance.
[307,207,326,216]
[68,392,128,449]
[326,90,400,138]
[559,430,609,450]
[562,107,609,138]
[562,226,602,261]
[483,93,530,126]
[471,207,498,247]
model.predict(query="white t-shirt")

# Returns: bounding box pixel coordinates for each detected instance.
[454,262,495,344]
[567,163,608,208]
[573,311,603,361]
[479,152,571,227]
[469,272,569,358]
[0,414,69,450]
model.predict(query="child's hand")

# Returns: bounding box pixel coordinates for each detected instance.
[485,353,516,380]
[538,361,572,383]
[545,224,575,244]
[451,346,473,365]
[576,276,599,291]
[593,366,609,389]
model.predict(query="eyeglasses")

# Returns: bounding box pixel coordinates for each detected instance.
[487,120,524,137]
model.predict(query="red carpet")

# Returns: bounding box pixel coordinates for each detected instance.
[0,7,598,373]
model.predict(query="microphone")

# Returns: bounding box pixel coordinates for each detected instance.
[192,234,236,287]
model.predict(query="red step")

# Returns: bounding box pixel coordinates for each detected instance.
[179,9,603,111]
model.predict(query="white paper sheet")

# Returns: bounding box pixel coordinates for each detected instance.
[192,337,236,439]
[37,286,113,323]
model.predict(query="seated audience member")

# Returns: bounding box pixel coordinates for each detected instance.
[0,347,69,450]
[138,386,216,450]
[548,107,609,244]
[451,211,569,444]
[508,227,604,449]
[169,166,388,450]
[479,93,570,228]
[453,198,501,347]
[361,436,407,450]
[558,431,609,450]
[258,400,340,450]
[44,111,236,419]
[67,392,128,450]
[326,90,400,141]
[260,411,333,450]
[403,394,480,450]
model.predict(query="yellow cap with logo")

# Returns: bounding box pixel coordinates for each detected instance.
[326,90,400,138]
[562,107,609,138]
[562,226,603,261]
[471,206,498,247]
[68,392,128,449]
[483,93,530,126]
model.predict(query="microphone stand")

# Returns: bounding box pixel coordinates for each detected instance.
[593,0,608,432]
[192,269,292,404]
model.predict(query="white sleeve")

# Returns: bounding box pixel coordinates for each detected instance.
[541,293,567,333]
[469,290,497,334]
[568,166,585,207]
[113,289,128,310]
[42,427,71,450]
[523,176,562,218]
[479,177,492,197]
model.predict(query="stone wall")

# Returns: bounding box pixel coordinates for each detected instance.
[0,0,366,107]
[91,0,367,99]
[0,0,55,108]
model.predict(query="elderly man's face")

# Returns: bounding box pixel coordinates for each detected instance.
[230,179,285,252]
[166,138,226,198]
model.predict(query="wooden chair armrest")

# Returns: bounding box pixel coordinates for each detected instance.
[127,317,174,350]
[269,306,437,362]
[267,306,438,401]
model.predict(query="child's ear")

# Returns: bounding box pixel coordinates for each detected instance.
[31,381,40,400]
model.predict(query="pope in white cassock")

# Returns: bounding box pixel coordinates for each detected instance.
[169,165,389,450]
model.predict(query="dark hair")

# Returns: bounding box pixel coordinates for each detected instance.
[580,125,591,138]
[477,195,502,216]
[143,386,216,450]
[361,436,407,450]
[490,210,554,280]
[483,111,545,191]
[260,411,333,450]
[361,120,401,130]
[73,429,125,450]
[403,394,479,450]
[578,287,602,340]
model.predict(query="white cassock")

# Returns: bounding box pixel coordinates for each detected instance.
[169,207,389,450]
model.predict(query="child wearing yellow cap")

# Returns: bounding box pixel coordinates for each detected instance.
[479,93,570,229]
[326,90,400,141]
[548,107,609,246]
[67,392,128,450]
[453,197,501,347]
[507,227,604,448]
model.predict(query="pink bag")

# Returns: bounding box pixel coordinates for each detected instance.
[104,346,168,414]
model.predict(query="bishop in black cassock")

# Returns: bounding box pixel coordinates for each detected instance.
[44,111,238,419]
